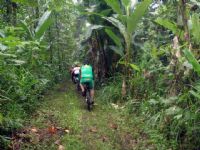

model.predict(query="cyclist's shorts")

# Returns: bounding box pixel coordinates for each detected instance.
[80,77,94,89]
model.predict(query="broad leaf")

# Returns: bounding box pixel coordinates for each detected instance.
[84,25,104,40]
[122,0,130,8]
[105,28,122,48]
[190,81,200,100]
[129,63,140,71]
[109,45,124,56]
[183,49,200,76]
[35,10,52,39]
[127,0,152,33]
[155,18,177,33]
[190,90,200,100]
[100,9,112,16]
[20,20,34,40]
[104,0,123,15]
[119,61,140,71]
[155,18,184,39]
[103,17,128,42]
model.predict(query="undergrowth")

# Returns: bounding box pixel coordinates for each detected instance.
[98,72,200,149]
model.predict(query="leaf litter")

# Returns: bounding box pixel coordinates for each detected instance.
[12,125,70,150]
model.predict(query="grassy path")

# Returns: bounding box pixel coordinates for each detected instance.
[15,81,154,150]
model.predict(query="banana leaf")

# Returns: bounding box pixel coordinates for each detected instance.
[105,28,122,48]
[35,10,52,39]
[127,0,152,34]
[104,0,123,15]
[183,49,200,76]
[109,45,124,56]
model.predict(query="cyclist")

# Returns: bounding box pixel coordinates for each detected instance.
[80,60,94,103]
[70,62,81,84]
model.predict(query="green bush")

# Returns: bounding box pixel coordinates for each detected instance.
[97,75,122,103]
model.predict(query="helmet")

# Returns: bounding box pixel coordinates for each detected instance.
[83,59,89,65]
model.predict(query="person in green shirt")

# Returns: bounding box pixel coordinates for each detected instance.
[80,60,94,103]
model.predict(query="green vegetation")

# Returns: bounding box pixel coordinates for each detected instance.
[0,0,76,148]
[16,82,155,150]
[1,0,200,149]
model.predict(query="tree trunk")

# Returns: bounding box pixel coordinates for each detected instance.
[95,31,109,80]
[5,0,12,24]
[12,2,17,25]
[179,0,190,42]
[34,0,40,28]
[55,13,62,72]
[48,27,53,64]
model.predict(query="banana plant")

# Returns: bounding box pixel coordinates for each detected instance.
[102,0,152,95]
[20,10,52,41]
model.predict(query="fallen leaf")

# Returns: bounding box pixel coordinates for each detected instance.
[101,136,109,142]
[109,123,118,130]
[58,145,65,150]
[64,129,70,133]
[89,127,97,133]
[31,127,38,133]
[48,126,57,134]
[55,140,61,145]
[56,127,62,130]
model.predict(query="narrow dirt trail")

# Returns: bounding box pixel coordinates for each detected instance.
[14,81,154,150]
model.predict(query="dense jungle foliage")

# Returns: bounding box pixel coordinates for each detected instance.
[1,0,200,149]
[0,0,77,148]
